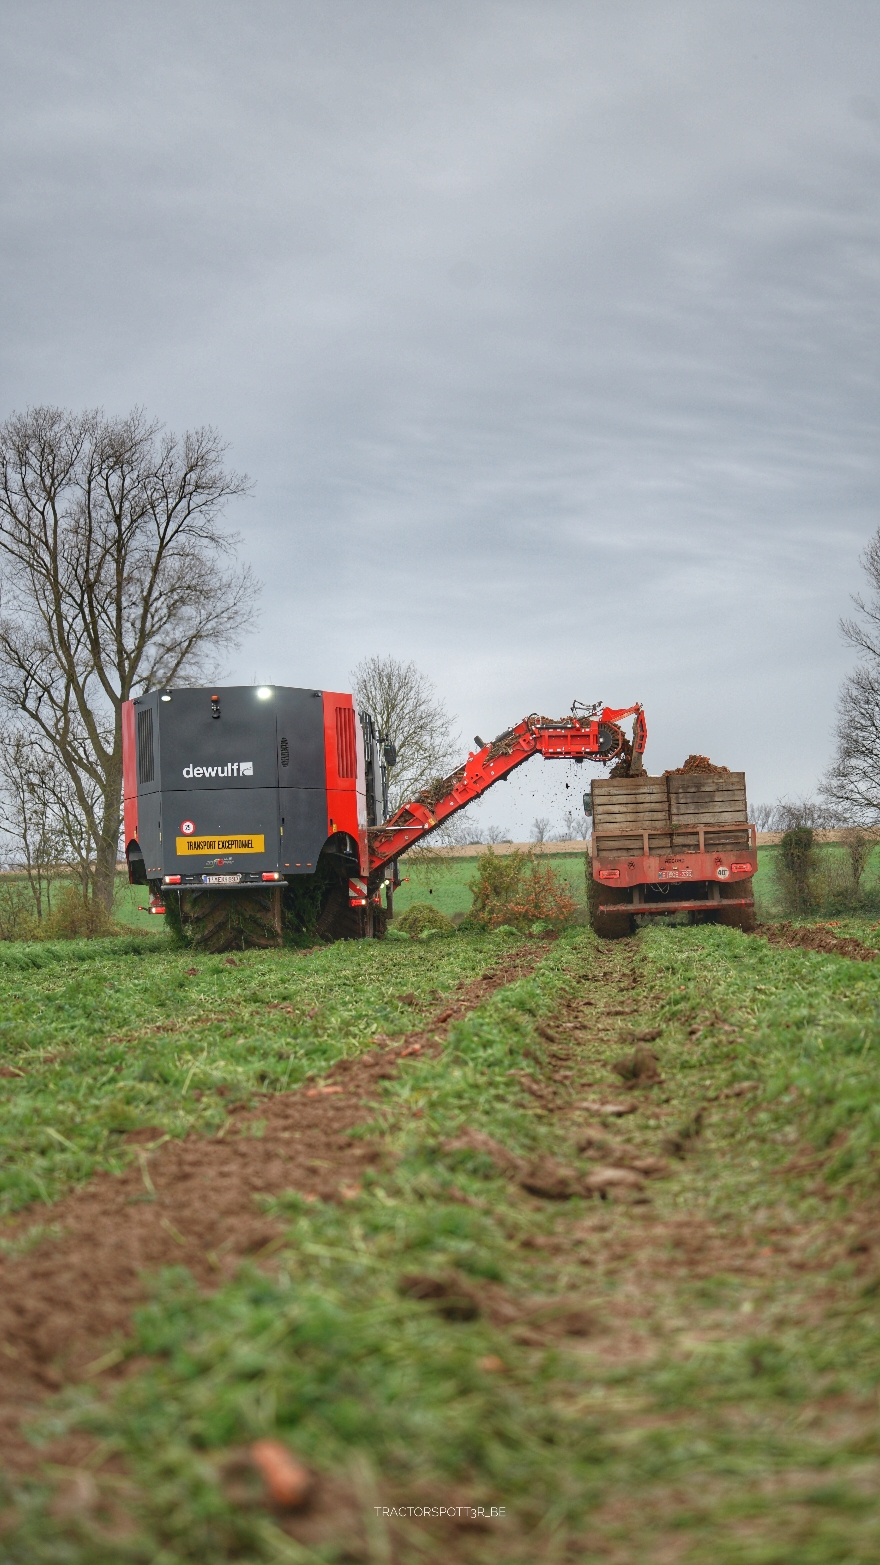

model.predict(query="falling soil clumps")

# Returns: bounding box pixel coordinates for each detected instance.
[664,755,730,775]
[757,922,877,963]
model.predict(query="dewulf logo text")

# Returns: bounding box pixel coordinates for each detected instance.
[182,762,253,778]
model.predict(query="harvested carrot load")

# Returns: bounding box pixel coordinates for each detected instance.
[664,754,730,775]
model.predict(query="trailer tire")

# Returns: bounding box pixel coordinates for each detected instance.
[179,887,283,952]
[716,880,756,933]
[587,878,634,939]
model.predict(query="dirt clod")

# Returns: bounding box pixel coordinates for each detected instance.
[578,1099,639,1117]
[519,1158,581,1200]
[718,1081,760,1099]
[441,1130,522,1175]
[477,1354,507,1373]
[582,1165,645,1193]
[663,1109,704,1158]
[398,1271,481,1320]
[612,1045,662,1086]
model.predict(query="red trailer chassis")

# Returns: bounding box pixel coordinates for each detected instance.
[590,817,757,936]
[592,822,758,914]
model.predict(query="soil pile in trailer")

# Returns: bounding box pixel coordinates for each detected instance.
[664,755,730,776]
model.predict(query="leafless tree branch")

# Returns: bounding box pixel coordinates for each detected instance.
[0,406,258,908]
[349,654,459,813]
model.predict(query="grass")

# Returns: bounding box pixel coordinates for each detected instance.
[397,841,880,925]
[0,931,499,1216]
[3,921,880,1559]
[395,848,591,921]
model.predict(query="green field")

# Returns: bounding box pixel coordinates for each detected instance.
[393,842,870,922]
[1,913,880,1561]
[393,849,592,921]
[8,839,875,938]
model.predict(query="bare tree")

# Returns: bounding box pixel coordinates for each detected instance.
[0,407,257,910]
[841,825,875,892]
[557,805,590,840]
[822,530,880,822]
[751,802,778,833]
[483,824,512,845]
[752,797,840,833]
[349,654,458,812]
[0,727,66,918]
[530,816,550,848]
[0,725,106,915]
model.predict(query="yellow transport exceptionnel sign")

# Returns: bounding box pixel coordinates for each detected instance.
[175,835,266,855]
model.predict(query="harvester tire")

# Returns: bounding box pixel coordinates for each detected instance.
[716,880,756,933]
[314,885,387,942]
[587,878,634,940]
[178,887,283,952]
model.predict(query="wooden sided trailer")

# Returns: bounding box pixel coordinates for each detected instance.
[588,770,757,938]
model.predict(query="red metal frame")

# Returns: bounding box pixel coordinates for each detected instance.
[598,898,754,916]
[590,823,758,892]
[322,691,368,872]
[122,699,138,854]
[368,704,645,877]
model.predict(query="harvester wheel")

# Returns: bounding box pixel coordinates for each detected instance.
[716,880,756,933]
[178,888,283,952]
[315,884,365,941]
[314,886,387,941]
[587,878,634,939]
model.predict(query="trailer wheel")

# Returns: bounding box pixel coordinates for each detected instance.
[716,880,756,933]
[587,878,634,939]
[178,888,283,952]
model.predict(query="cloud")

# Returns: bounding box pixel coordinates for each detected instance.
[0,1,878,827]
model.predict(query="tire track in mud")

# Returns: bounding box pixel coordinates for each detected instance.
[0,943,544,1474]
[462,938,873,1368]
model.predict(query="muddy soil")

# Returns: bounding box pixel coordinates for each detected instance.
[0,944,542,1474]
[757,920,877,962]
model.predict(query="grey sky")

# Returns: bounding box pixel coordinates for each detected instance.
[1,2,878,834]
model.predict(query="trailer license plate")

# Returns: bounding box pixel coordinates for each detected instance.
[203,874,242,885]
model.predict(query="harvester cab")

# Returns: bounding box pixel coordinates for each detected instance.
[123,684,388,948]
